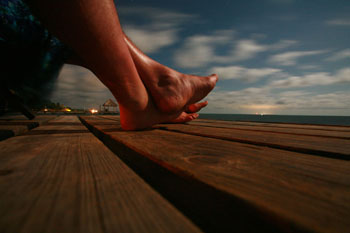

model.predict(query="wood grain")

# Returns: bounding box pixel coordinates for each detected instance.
[0,115,56,122]
[193,119,350,131]
[188,120,350,139]
[0,116,201,233]
[80,116,350,233]
[96,115,350,136]
[87,116,350,159]
[0,115,56,140]
[158,124,350,160]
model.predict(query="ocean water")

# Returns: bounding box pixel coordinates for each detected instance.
[198,114,350,126]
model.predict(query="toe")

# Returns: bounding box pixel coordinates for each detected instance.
[184,113,199,122]
[186,101,208,113]
[209,73,219,83]
[168,112,199,123]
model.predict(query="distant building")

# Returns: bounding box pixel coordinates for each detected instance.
[100,99,119,113]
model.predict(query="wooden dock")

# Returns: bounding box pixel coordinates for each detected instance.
[0,115,56,140]
[0,115,349,233]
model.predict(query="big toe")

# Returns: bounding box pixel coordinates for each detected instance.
[189,74,217,105]
[186,101,208,113]
[208,73,219,84]
[203,73,218,92]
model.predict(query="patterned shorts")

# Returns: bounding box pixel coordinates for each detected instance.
[0,0,71,106]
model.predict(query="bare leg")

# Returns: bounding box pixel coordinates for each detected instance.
[66,51,211,115]
[29,0,149,110]
[66,52,211,115]
[65,34,217,114]
[123,34,218,113]
[28,0,216,129]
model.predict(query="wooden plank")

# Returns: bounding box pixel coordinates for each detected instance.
[96,116,350,137]
[0,87,35,119]
[85,116,350,160]
[96,115,350,139]
[160,124,350,160]
[0,115,57,140]
[0,116,201,233]
[189,120,350,139]
[48,115,81,123]
[0,125,29,140]
[97,115,120,121]
[80,116,350,233]
[194,119,350,131]
[22,115,90,135]
[0,115,55,122]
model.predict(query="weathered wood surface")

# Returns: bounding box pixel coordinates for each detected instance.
[189,119,350,139]
[0,115,56,140]
[80,115,350,233]
[194,119,350,130]
[97,115,350,160]
[0,116,202,233]
[162,123,350,159]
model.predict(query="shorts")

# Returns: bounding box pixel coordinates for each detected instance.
[0,0,72,107]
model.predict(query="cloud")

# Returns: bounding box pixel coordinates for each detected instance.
[174,29,296,68]
[269,40,298,50]
[270,73,332,88]
[326,19,350,26]
[268,50,327,66]
[124,27,178,53]
[273,91,350,115]
[228,40,268,62]
[51,65,115,108]
[119,7,195,27]
[209,66,281,82]
[269,67,350,88]
[229,39,297,61]
[204,88,283,114]
[337,67,350,81]
[326,49,350,61]
[202,67,350,113]
[298,65,320,70]
[120,7,196,53]
[280,91,350,113]
[204,86,283,113]
[53,64,350,114]
[174,30,235,68]
[204,87,350,115]
[227,39,297,62]
[278,90,309,97]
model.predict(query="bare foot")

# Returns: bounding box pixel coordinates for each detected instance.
[124,35,218,113]
[150,69,218,113]
[68,37,218,114]
[67,51,217,114]
[119,99,207,130]
[166,101,208,124]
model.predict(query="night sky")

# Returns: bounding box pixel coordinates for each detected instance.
[52,0,350,115]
